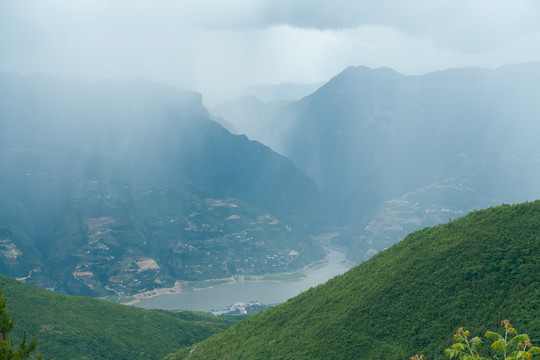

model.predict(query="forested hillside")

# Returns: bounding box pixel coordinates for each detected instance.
[0,273,242,360]
[166,201,540,360]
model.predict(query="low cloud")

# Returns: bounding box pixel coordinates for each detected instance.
[1,0,539,104]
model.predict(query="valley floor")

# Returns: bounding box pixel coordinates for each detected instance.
[127,245,353,311]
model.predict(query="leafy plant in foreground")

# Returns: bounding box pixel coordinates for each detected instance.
[414,320,539,360]
[444,327,489,360]
[485,320,539,360]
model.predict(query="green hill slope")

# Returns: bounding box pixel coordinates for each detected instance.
[166,201,540,359]
[0,274,240,360]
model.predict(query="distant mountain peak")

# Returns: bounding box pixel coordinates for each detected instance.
[299,65,403,105]
[340,65,403,78]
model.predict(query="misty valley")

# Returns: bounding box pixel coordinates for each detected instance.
[1,62,540,359]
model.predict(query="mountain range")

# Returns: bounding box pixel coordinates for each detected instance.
[1,62,540,316]
[0,72,326,297]
[216,63,540,261]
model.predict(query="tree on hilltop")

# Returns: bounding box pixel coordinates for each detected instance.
[0,291,45,359]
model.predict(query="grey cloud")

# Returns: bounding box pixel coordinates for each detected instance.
[259,0,387,30]
[1,0,539,103]
[256,0,540,54]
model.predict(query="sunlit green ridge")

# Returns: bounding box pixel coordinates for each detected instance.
[166,201,540,359]
[0,274,241,360]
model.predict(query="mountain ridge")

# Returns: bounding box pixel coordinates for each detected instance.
[0,272,241,360]
[166,200,540,359]
[271,62,540,259]
[0,72,327,297]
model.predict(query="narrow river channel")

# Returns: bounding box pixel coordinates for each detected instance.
[134,247,352,311]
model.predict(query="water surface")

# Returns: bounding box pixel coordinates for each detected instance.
[134,247,351,311]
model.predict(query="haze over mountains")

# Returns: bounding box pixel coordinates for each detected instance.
[216,62,540,261]
[2,62,540,297]
[1,60,540,360]
[0,72,326,297]
[2,2,540,359]
[225,82,324,104]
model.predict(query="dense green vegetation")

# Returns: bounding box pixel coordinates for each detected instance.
[166,201,540,359]
[0,274,241,360]
[0,291,44,359]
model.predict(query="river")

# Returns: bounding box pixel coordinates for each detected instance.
[134,247,352,311]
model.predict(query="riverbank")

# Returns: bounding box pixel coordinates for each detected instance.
[122,281,184,305]
[124,266,319,305]
[132,247,352,311]
[122,246,340,305]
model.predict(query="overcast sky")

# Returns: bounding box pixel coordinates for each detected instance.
[1,0,540,104]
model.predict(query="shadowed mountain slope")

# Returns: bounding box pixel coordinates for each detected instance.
[0,73,326,296]
[278,64,540,221]
[241,63,540,261]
